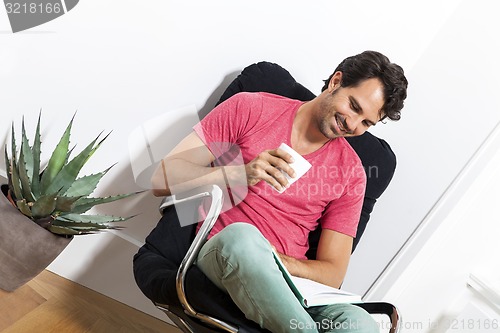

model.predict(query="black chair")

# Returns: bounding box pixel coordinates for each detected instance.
[133,62,400,333]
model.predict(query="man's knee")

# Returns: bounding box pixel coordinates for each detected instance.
[213,222,269,251]
[197,222,274,291]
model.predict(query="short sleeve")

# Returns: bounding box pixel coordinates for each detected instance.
[193,92,264,159]
[319,169,366,237]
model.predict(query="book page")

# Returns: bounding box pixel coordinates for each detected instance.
[290,276,358,297]
[272,249,362,307]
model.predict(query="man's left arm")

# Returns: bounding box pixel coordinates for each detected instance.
[276,229,352,288]
[277,149,366,288]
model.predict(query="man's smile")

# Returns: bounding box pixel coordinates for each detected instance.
[332,113,348,135]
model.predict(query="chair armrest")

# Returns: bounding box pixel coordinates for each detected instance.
[176,184,223,303]
[159,186,219,215]
[168,185,238,333]
[354,302,401,333]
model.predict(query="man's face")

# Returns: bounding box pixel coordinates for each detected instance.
[317,76,385,138]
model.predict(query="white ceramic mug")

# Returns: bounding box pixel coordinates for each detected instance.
[273,143,312,193]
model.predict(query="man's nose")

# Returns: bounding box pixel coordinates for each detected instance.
[345,115,363,134]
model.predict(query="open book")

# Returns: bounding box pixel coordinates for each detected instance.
[273,250,362,308]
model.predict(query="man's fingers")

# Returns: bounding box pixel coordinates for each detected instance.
[270,148,294,162]
[263,164,289,190]
[248,160,286,190]
[246,149,298,190]
[268,150,296,179]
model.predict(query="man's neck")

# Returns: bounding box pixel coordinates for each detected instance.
[291,100,331,155]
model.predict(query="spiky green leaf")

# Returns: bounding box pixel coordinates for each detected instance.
[10,122,17,167]
[33,215,55,229]
[55,216,106,227]
[4,145,12,191]
[65,145,76,165]
[18,142,35,202]
[39,115,74,194]
[86,131,111,165]
[69,192,141,214]
[47,225,83,235]
[9,156,23,202]
[8,123,22,201]
[55,196,83,212]
[52,217,123,233]
[44,132,108,196]
[57,213,132,223]
[31,192,57,218]
[64,165,114,197]
[31,112,42,197]
[54,219,113,231]
[15,199,32,217]
[20,117,34,183]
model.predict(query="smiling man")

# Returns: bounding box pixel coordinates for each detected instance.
[152,51,408,333]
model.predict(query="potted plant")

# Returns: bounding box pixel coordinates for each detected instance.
[0,114,137,292]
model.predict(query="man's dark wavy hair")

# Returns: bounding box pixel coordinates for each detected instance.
[321,50,408,121]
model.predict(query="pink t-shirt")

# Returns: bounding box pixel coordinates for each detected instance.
[194,92,366,259]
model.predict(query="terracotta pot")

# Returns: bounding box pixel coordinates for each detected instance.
[0,184,73,292]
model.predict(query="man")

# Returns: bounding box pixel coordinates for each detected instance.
[151,51,408,332]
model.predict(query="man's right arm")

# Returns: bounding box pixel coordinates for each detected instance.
[151,131,296,197]
[151,131,243,196]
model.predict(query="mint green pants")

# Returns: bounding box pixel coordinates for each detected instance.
[195,223,378,333]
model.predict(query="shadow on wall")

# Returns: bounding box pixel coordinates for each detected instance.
[127,70,240,191]
[57,69,241,320]
[100,70,240,242]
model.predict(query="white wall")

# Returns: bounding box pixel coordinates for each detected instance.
[1,0,499,321]
[364,123,500,332]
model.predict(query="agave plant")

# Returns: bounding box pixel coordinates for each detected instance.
[3,114,137,235]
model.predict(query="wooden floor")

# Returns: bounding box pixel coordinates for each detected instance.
[0,270,182,333]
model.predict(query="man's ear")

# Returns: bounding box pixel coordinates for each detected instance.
[328,71,343,93]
